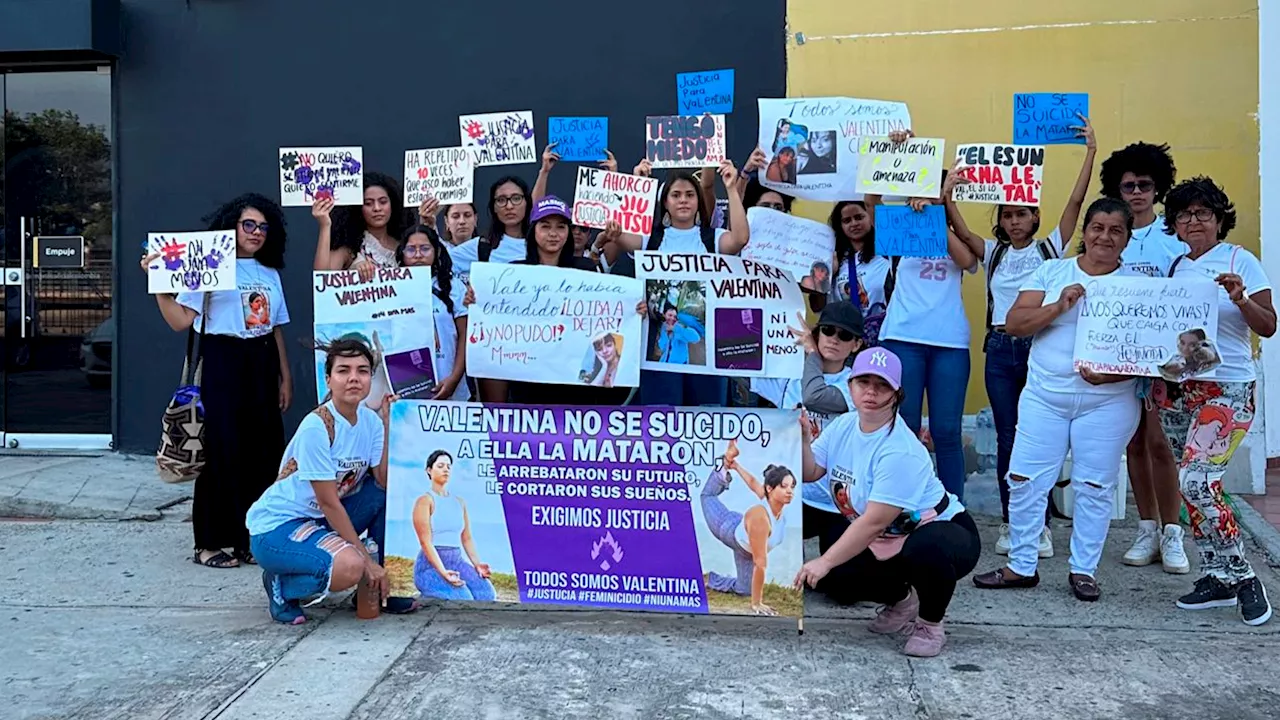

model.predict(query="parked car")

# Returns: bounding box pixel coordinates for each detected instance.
[80,317,111,388]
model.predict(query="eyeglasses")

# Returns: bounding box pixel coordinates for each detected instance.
[494,194,526,208]
[240,219,269,236]
[1175,208,1216,225]
[758,202,786,211]
[403,245,432,257]
[819,325,856,342]
[1119,180,1156,194]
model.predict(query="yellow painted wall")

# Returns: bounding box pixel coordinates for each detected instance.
[785,0,1261,413]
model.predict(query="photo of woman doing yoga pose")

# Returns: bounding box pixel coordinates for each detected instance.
[412,450,497,601]
[701,439,797,616]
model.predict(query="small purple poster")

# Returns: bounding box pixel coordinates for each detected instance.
[713,307,764,372]
[384,347,437,400]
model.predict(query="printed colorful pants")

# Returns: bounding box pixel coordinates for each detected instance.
[1155,379,1256,585]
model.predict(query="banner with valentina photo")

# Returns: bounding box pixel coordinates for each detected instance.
[313,268,437,410]
[384,402,804,617]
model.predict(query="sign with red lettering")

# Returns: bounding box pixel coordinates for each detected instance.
[572,167,659,235]
[952,143,1045,207]
[645,114,726,169]
[404,147,474,206]
[279,146,364,207]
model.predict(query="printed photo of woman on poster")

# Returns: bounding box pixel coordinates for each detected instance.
[1158,328,1222,383]
[645,280,707,366]
[580,331,625,388]
[411,449,497,601]
[798,130,838,176]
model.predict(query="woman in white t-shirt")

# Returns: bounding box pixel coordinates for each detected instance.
[974,198,1143,602]
[142,193,293,570]
[829,200,891,345]
[794,347,979,658]
[947,116,1096,556]
[312,172,407,281]
[397,224,470,402]
[1154,177,1276,626]
[1100,141,1191,573]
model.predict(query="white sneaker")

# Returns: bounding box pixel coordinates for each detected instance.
[1160,524,1191,574]
[1123,520,1161,567]
[1038,526,1054,559]
[995,523,1011,555]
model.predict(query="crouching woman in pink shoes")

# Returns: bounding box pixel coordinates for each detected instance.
[793,347,982,657]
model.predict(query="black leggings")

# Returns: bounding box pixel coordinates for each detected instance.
[803,504,849,551]
[815,511,982,622]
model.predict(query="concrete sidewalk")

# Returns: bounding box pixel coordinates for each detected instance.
[0,453,190,521]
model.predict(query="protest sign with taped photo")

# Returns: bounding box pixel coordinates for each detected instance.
[571,167,659,235]
[279,146,363,207]
[404,147,474,206]
[460,110,538,167]
[741,207,835,290]
[952,143,1044,207]
[645,114,726,169]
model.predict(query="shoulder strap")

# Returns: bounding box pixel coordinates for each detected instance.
[312,404,338,447]
[883,256,903,305]
[478,239,493,263]
[1167,255,1185,278]
[984,242,1011,329]
[181,294,212,386]
[701,225,716,253]
[1037,237,1059,260]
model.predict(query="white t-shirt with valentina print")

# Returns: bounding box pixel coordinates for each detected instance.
[245,402,384,536]
[177,258,290,339]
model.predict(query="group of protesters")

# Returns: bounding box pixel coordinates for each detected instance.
[142,106,1275,657]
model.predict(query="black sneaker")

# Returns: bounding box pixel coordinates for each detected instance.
[1176,576,1238,610]
[1236,577,1273,626]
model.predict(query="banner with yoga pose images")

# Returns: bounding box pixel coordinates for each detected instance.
[312,267,438,411]
[383,402,804,617]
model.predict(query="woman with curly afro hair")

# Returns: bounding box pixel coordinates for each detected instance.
[311,171,407,281]
[141,192,293,569]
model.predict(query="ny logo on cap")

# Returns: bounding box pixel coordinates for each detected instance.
[869,350,889,368]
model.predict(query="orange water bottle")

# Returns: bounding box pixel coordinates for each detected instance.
[356,537,381,620]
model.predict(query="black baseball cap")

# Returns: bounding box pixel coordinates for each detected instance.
[816,300,864,339]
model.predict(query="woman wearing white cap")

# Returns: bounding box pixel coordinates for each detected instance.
[794,346,980,658]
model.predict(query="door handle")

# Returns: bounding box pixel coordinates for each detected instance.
[19,216,29,339]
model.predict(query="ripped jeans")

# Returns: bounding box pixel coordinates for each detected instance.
[1005,385,1139,578]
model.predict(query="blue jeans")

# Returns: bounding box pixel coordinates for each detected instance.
[880,340,969,500]
[639,370,728,406]
[984,330,1045,525]
[250,477,386,603]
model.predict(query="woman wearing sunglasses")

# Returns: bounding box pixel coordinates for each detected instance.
[141,193,292,570]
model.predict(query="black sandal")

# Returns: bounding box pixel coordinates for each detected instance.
[193,549,240,568]
[1069,573,1101,602]
[233,549,258,566]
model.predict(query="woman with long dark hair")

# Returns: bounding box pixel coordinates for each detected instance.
[397,224,469,401]
[829,201,888,344]
[448,175,532,284]
[142,193,292,569]
[312,172,406,279]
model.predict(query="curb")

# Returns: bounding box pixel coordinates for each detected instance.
[0,495,185,522]
[1235,499,1280,568]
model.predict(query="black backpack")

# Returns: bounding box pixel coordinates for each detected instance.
[985,239,1058,328]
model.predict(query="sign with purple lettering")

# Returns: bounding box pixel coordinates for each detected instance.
[279,146,364,207]
[459,110,538,167]
[383,402,804,617]
[146,231,237,293]
[645,114,726,169]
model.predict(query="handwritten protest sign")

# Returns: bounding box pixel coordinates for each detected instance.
[548,116,608,162]
[313,267,437,408]
[1014,93,1089,145]
[741,207,836,286]
[1073,276,1221,380]
[952,143,1045,207]
[279,147,363,207]
[757,97,912,202]
[384,402,803,617]
[146,231,237,294]
[571,167,659,235]
[403,147,474,207]
[645,114,726,169]
[466,263,644,387]
[856,137,945,198]
[459,110,537,167]
[876,205,948,257]
[636,252,803,379]
[677,69,734,114]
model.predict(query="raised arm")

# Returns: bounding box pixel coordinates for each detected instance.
[532,144,559,203]
[942,159,985,259]
[1057,115,1098,244]
[717,161,749,254]
[311,197,354,271]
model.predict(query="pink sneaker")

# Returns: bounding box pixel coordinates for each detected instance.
[903,619,946,657]
[868,588,919,634]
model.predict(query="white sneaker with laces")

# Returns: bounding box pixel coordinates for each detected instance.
[1038,526,1054,559]
[1160,524,1191,574]
[996,523,1011,555]
[1123,519,1161,567]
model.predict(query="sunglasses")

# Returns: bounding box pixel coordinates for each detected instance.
[758,202,786,211]
[819,325,856,342]
[241,219,270,236]
[1119,180,1156,194]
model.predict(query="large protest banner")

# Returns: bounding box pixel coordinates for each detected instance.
[645,114,726,169]
[636,252,804,379]
[384,402,804,617]
[146,231,237,293]
[313,267,438,409]
[466,263,644,388]
[548,116,609,163]
[459,110,537,167]
[279,147,363,207]
[952,143,1045,206]
[1013,93,1089,145]
[756,97,911,202]
[856,137,945,198]
[741,207,836,288]
[404,147,474,206]
[571,167,659,235]
[1073,276,1222,381]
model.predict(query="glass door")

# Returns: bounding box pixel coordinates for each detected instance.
[1,67,114,449]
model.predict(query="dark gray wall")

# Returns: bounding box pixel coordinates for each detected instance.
[115,0,786,453]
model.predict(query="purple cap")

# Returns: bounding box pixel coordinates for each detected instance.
[851,347,902,391]
[530,195,571,223]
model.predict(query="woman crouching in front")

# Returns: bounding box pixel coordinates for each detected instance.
[794,347,980,658]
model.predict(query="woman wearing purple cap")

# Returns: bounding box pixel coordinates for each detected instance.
[794,346,980,658]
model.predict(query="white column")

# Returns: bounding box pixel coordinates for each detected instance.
[1260,0,1280,459]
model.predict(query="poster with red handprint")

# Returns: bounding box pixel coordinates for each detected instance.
[279,146,364,207]
[145,231,238,294]
[571,167,659,235]
[459,110,538,167]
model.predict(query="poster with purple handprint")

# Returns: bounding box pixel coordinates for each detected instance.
[279,146,364,207]
[458,111,538,167]
[146,231,238,294]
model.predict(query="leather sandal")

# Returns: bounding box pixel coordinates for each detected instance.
[973,567,1040,589]
[1069,573,1101,602]
[193,549,240,569]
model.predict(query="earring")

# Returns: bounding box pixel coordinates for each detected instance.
[663,213,671,228]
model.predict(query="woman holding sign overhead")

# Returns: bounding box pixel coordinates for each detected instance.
[1155,177,1275,625]
[312,172,407,279]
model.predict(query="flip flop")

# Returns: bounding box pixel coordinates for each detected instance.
[193,550,240,569]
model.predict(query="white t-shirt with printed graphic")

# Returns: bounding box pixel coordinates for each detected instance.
[983,228,1066,327]
[752,370,853,514]
[879,255,976,349]
[641,226,728,254]
[245,401,385,536]
[834,255,891,311]
[448,234,527,283]
[1170,243,1272,382]
[176,258,290,339]
[1121,216,1189,278]
[811,412,962,521]
[432,278,472,401]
